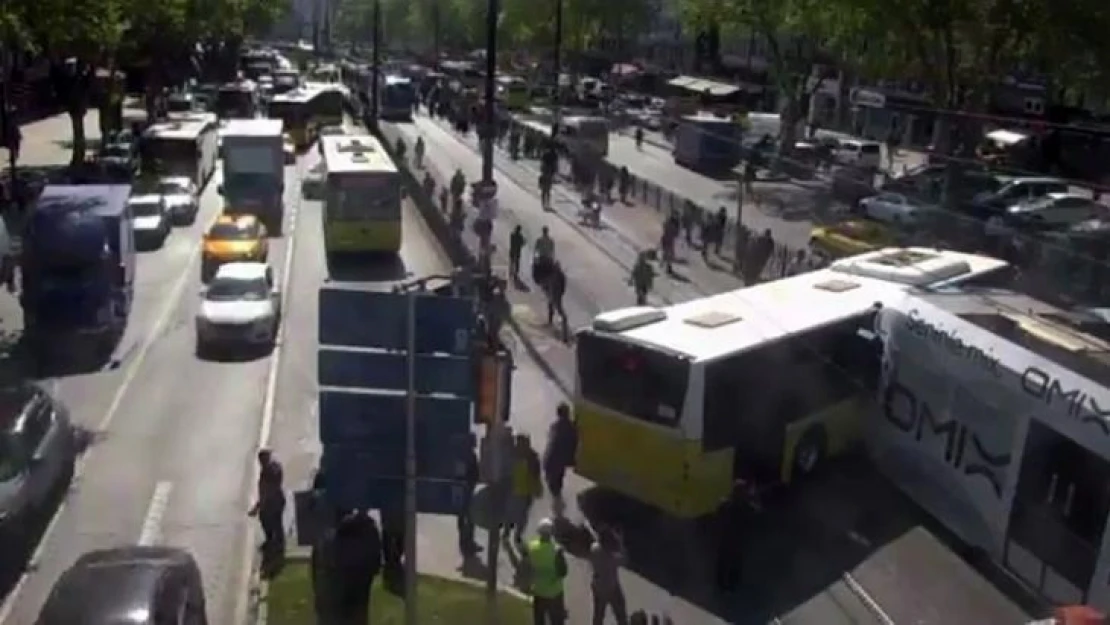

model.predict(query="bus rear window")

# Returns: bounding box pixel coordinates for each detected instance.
[576,333,689,426]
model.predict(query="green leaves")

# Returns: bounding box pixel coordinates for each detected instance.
[680,0,1110,110]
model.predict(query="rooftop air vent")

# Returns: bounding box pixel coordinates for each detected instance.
[684,310,741,328]
[351,153,369,162]
[814,279,860,293]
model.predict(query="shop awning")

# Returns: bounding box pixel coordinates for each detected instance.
[666,75,740,97]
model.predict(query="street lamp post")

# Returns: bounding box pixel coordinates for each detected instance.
[550,0,563,138]
[480,0,498,184]
[370,0,381,130]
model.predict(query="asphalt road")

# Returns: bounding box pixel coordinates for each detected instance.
[0,115,302,624]
[383,112,1033,625]
[264,116,481,579]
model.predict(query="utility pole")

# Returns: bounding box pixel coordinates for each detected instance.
[0,41,18,215]
[432,0,441,71]
[370,0,381,130]
[550,0,563,138]
[480,0,498,184]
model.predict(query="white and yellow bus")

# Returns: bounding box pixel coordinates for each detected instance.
[573,247,1014,518]
[319,134,402,255]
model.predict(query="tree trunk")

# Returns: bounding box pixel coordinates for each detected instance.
[776,96,801,171]
[68,105,87,167]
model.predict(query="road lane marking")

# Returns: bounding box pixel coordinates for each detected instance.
[0,233,208,624]
[137,481,174,546]
[230,158,303,625]
[842,572,894,625]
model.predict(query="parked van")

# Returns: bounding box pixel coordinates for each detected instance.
[838,139,882,168]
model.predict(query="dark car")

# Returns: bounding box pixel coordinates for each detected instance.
[36,546,208,625]
[97,141,139,180]
[0,383,77,552]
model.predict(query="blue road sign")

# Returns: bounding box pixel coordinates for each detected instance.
[319,288,473,354]
[317,287,477,515]
[318,390,471,447]
[325,475,469,515]
[318,348,473,398]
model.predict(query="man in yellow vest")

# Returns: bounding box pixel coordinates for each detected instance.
[524,518,568,625]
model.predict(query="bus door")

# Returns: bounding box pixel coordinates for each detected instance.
[1006,420,1110,605]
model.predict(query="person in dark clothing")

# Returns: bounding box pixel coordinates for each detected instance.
[714,207,728,255]
[509,225,526,281]
[458,438,482,557]
[618,167,630,204]
[539,171,553,209]
[380,505,405,579]
[545,261,568,342]
[543,403,577,506]
[631,253,655,305]
[249,449,286,559]
[682,202,698,245]
[332,511,383,624]
[745,229,775,285]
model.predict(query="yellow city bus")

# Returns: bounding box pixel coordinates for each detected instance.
[573,248,1013,518]
[268,88,318,149]
[498,76,530,111]
[319,134,402,255]
[304,82,346,128]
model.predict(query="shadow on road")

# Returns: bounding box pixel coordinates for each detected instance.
[574,458,932,623]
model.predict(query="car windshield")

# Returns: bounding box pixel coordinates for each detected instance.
[130,201,162,217]
[206,277,268,301]
[158,181,189,195]
[208,223,255,240]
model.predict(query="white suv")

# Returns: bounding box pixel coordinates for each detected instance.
[195,262,280,356]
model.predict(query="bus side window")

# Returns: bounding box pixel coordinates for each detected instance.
[703,347,788,456]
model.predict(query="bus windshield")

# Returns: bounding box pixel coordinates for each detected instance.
[576,332,689,426]
[141,138,196,177]
[268,100,306,127]
[382,81,415,108]
[326,174,401,220]
[216,87,255,118]
[310,90,344,120]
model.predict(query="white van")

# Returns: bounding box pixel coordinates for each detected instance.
[838,139,882,168]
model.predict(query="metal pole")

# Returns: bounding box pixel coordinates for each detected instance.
[480,0,498,184]
[484,353,507,625]
[370,0,381,129]
[432,0,441,71]
[0,43,15,206]
[404,291,419,625]
[550,0,563,138]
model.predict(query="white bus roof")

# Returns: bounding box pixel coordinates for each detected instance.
[320,135,396,174]
[891,289,1110,390]
[221,118,283,137]
[591,247,1009,362]
[143,118,215,140]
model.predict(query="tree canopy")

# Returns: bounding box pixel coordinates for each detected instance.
[331,0,653,58]
[678,0,1110,152]
[0,0,287,163]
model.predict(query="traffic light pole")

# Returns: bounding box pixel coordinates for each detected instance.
[404,291,419,625]
[480,0,498,184]
[550,0,563,138]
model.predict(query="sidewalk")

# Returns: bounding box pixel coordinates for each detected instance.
[426,115,800,294]
[381,120,734,624]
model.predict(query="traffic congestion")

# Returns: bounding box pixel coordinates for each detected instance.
[0,23,1107,625]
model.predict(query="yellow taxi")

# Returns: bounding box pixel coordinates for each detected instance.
[809,219,898,260]
[201,214,268,281]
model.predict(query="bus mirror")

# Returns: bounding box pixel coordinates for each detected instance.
[217,184,224,195]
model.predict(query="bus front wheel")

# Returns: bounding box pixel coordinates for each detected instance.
[793,427,827,478]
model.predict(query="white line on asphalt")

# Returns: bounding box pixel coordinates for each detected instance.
[137,481,174,546]
[230,167,302,625]
[842,572,895,625]
[0,235,206,624]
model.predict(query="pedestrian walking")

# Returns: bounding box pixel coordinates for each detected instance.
[509,225,526,282]
[545,261,568,342]
[524,518,568,625]
[589,525,629,625]
[543,403,577,512]
[504,434,542,545]
[248,449,286,562]
[330,511,383,625]
[457,435,482,557]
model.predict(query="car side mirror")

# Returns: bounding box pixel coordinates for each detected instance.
[270,289,279,298]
